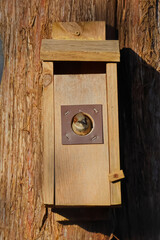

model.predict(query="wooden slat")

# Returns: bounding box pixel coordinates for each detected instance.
[42,62,54,205]
[108,170,125,183]
[40,39,120,62]
[52,21,106,40]
[54,74,110,206]
[106,63,121,205]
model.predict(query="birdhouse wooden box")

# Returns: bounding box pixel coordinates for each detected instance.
[41,22,124,207]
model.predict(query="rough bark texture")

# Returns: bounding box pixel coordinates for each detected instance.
[0,0,159,240]
[117,0,160,239]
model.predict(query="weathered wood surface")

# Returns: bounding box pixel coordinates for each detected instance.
[106,63,121,205]
[108,170,125,183]
[52,21,106,40]
[42,62,54,205]
[54,74,110,206]
[0,0,159,240]
[40,39,120,62]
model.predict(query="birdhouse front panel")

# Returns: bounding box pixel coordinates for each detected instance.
[54,74,110,206]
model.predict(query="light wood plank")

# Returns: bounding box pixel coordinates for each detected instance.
[106,63,121,205]
[42,62,54,205]
[40,40,120,62]
[54,74,110,206]
[108,170,125,183]
[52,21,106,40]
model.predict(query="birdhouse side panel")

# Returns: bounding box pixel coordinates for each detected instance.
[106,63,121,205]
[42,62,54,205]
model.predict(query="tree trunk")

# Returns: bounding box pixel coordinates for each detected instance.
[0,0,159,239]
[116,1,160,239]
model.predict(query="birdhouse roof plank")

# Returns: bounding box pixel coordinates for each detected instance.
[40,39,120,62]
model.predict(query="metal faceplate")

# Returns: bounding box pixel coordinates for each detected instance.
[61,104,104,145]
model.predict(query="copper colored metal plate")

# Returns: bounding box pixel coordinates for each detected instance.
[61,104,104,145]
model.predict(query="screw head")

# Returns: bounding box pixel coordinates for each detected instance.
[93,108,98,113]
[92,136,97,141]
[65,134,70,140]
[65,111,70,116]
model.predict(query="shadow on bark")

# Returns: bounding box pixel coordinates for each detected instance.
[52,48,160,240]
[52,207,114,236]
[117,48,160,240]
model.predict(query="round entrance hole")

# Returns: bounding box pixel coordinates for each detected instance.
[71,112,93,136]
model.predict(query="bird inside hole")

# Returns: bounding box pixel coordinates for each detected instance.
[72,112,92,136]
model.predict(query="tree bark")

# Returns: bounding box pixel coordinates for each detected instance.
[116,1,160,239]
[0,0,159,240]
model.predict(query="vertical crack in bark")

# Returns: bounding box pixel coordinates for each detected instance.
[156,0,160,33]
[39,206,48,231]
[0,39,4,84]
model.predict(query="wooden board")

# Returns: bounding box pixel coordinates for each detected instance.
[40,39,120,62]
[106,63,121,205]
[54,74,110,206]
[42,62,54,205]
[52,21,106,40]
[108,170,124,183]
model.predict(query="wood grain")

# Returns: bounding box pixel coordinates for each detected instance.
[42,62,54,205]
[54,74,110,206]
[52,21,106,40]
[106,63,121,205]
[108,170,124,183]
[1,0,159,238]
[40,39,120,62]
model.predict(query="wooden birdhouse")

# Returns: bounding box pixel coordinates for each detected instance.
[41,22,124,207]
